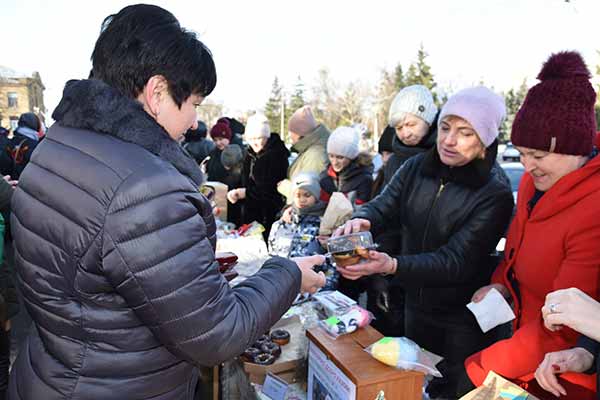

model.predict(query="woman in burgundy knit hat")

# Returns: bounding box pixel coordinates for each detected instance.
[465,51,600,400]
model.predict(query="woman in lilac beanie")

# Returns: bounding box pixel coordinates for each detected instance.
[333,86,514,398]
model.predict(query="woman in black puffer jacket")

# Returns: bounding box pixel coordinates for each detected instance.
[334,87,514,399]
[8,6,325,400]
[227,113,289,240]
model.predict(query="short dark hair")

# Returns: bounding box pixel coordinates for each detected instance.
[91,4,216,107]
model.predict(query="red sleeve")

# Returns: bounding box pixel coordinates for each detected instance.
[320,188,331,203]
[466,213,600,385]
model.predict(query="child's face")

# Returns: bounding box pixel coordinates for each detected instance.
[293,188,317,209]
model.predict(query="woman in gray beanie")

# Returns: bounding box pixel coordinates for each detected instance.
[384,85,439,185]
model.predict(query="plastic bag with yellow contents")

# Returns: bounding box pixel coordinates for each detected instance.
[365,337,443,377]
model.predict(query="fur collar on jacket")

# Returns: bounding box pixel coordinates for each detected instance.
[52,79,204,186]
[421,140,499,189]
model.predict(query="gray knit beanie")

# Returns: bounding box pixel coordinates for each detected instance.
[388,85,438,127]
[221,144,244,169]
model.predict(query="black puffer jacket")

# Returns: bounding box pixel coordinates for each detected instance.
[242,134,289,235]
[383,118,437,186]
[8,79,301,400]
[354,142,513,311]
[319,157,373,206]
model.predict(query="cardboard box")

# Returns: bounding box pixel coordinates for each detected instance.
[459,371,540,400]
[243,316,306,385]
[307,326,424,400]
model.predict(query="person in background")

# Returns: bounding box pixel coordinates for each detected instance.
[384,85,438,186]
[367,86,438,338]
[7,5,326,399]
[466,51,600,400]
[278,106,330,202]
[217,117,245,149]
[535,287,599,399]
[227,113,289,240]
[206,120,232,183]
[269,173,338,291]
[183,120,214,165]
[0,128,12,178]
[319,126,373,207]
[371,125,395,197]
[0,176,17,400]
[220,144,244,227]
[9,113,42,179]
[335,86,513,398]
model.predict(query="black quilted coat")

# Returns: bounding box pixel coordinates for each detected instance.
[8,79,301,400]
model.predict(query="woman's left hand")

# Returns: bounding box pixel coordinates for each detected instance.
[336,250,396,280]
[237,188,247,200]
[542,287,600,339]
[534,348,594,397]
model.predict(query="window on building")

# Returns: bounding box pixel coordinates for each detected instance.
[7,93,18,108]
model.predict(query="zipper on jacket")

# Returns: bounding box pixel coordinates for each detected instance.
[417,179,446,305]
[421,179,446,251]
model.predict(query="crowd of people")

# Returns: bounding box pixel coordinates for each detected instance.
[0,4,598,400]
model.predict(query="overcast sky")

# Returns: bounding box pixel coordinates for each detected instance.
[2,0,599,121]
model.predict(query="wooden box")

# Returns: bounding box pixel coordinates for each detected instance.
[307,326,424,400]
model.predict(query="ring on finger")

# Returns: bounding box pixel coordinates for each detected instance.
[549,303,558,313]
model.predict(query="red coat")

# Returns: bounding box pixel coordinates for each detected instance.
[465,154,600,399]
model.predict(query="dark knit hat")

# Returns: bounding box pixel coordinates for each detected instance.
[378,125,395,154]
[210,121,232,141]
[511,51,597,156]
[184,120,207,142]
[18,112,41,131]
[221,144,243,169]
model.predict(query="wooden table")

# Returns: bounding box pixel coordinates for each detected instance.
[307,326,424,400]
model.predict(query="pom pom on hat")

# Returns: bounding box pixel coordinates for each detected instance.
[537,51,591,81]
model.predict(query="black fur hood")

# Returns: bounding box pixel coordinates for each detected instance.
[52,79,204,186]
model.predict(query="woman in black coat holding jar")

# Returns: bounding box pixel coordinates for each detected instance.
[334,86,514,398]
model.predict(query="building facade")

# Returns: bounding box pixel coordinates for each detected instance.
[0,66,45,131]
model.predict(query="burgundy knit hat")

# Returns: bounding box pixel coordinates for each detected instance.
[209,121,232,141]
[511,51,597,156]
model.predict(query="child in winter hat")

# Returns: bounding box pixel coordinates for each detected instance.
[511,51,596,155]
[288,106,318,136]
[327,126,360,160]
[438,86,506,148]
[220,144,244,170]
[389,85,438,128]
[268,172,338,291]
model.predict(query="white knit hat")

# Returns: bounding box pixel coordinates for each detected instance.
[388,85,438,127]
[245,113,271,138]
[327,126,360,160]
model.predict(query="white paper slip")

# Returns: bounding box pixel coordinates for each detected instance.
[466,288,516,333]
